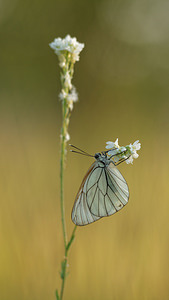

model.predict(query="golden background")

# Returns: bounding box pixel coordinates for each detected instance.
[0,0,169,299]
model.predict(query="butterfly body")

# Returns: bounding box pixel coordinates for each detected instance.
[71,151,129,226]
[94,152,111,166]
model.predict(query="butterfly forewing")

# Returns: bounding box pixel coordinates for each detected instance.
[71,158,129,226]
[71,162,101,225]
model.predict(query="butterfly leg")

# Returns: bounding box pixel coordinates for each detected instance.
[114,155,131,166]
[109,150,126,160]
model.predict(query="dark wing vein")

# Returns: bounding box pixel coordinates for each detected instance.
[106,172,126,204]
[89,166,129,217]
[108,165,127,183]
[72,161,129,225]
[89,168,103,209]
[71,162,102,226]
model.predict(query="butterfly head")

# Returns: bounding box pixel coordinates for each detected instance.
[94,152,102,159]
[94,152,110,165]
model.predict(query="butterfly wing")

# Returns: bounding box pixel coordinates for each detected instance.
[86,162,129,218]
[71,162,102,226]
[71,161,129,226]
[106,162,129,208]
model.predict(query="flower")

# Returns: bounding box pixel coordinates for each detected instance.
[59,89,68,101]
[67,86,78,110]
[106,138,120,157]
[50,35,84,113]
[125,156,134,164]
[65,132,70,142]
[106,138,119,149]
[125,140,141,164]
[64,72,72,89]
[106,138,127,158]
[49,35,84,63]
[131,140,141,152]
[49,35,84,146]
[105,139,141,164]
[59,86,78,110]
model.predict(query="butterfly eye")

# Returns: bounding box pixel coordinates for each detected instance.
[94,153,100,159]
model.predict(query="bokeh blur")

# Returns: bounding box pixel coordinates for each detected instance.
[1,0,169,299]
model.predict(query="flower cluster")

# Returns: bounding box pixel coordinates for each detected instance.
[49,35,84,142]
[49,35,84,63]
[49,35,84,112]
[106,138,141,164]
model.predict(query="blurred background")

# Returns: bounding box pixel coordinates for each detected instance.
[0,0,169,299]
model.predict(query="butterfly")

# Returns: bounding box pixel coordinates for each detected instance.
[70,145,129,226]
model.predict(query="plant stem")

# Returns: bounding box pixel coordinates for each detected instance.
[60,251,68,300]
[60,130,67,249]
[59,226,77,300]
[59,97,67,300]
[59,97,77,300]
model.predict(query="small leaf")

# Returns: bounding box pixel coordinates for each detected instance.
[66,233,75,252]
[55,289,60,300]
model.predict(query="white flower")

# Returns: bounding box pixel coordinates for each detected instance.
[132,140,141,151]
[49,37,66,54]
[59,86,78,110]
[105,138,141,165]
[123,140,141,164]
[60,132,70,142]
[63,35,84,62]
[67,86,78,110]
[65,132,70,142]
[124,140,141,164]
[120,146,127,152]
[106,138,119,149]
[125,156,134,164]
[49,35,84,62]
[64,72,72,89]
[59,89,68,101]
[106,138,121,157]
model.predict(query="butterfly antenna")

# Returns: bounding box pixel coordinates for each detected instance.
[69,145,94,157]
[69,144,91,155]
[70,150,94,157]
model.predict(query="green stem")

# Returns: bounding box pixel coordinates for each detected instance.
[59,226,77,300]
[59,95,77,300]
[59,107,67,300]
[60,101,67,250]
[60,251,68,300]
[58,52,78,299]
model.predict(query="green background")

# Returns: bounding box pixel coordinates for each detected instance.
[0,0,169,299]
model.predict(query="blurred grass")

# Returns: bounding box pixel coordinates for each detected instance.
[0,0,169,299]
[0,105,169,300]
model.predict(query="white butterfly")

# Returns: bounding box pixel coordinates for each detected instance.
[70,145,129,226]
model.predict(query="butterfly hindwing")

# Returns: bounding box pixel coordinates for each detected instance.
[87,163,129,218]
[107,163,129,206]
